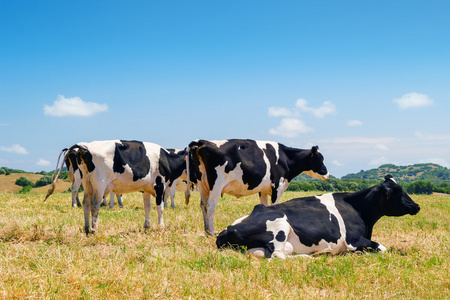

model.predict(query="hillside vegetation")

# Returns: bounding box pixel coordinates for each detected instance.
[342,163,450,184]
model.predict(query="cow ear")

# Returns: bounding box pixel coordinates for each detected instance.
[310,146,319,158]
[381,182,392,199]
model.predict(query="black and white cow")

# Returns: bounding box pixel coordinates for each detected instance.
[46,140,188,234]
[65,148,124,209]
[65,149,82,208]
[216,175,420,258]
[186,139,329,234]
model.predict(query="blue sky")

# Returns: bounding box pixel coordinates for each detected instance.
[1,1,449,178]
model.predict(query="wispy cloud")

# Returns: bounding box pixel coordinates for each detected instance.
[267,107,296,117]
[36,158,51,166]
[393,92,434,109]
[295,99,336,118]
[0,144,29,155]
[332,160,344,167]
[268,98,336,138]
[268,118,313,138]
[347,120,362,127]
[44,95,108,117]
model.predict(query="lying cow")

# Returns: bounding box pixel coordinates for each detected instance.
[45,140,188,234]
[186,139,329,234]
[216,175,420,258]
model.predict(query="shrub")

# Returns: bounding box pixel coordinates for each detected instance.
[34,176,53,187]
[15,176,34,187]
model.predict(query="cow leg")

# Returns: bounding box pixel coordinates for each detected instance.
[90,191,102,233]
[259,193,269,206]
[204,190,221,235]
[117,194,123,208]
[350,237,387,253]
[154,176,165,227]
[101,196,107,207]
[109,192,115,209]
[72,182,82,208]
[198,189,209,233]
[72,188,78,208]
[143,193,151,229]
[170,193,175,208]
[82,192,92,234]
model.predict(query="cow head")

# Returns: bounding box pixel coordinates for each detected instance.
[302,146,330,180]
[379,175,420,216]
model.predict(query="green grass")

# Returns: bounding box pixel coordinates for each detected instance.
[0,191,449,299]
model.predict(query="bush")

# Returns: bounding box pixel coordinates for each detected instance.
[18,185,33,194]
[34,176,53,187]
[15,176,34,187]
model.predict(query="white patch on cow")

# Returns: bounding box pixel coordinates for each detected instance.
[377,244,387,253]
[265,215,292,259]
[232,214,249,225]
[283,193,351,256]
[256,141,280,164]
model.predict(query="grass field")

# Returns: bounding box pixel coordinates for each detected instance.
[0,190,449,299]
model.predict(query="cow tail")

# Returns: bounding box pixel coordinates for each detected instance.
[43,146,72,202]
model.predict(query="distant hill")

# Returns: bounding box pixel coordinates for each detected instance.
[341,163,450,184]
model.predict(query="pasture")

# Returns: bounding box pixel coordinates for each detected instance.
[0,190,449,299]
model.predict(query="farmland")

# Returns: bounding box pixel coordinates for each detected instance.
[0,190,449,299]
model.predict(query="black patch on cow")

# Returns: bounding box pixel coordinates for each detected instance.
[216,204,284,256]
[154,176,164,205]
[113,140,150,181]
[275,230,286,242]
[158,148,186,186]
[76,145,95,173]
[227,140,267,190]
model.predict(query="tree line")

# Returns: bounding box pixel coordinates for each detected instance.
[287,178,450,195]
[4,166,450,195]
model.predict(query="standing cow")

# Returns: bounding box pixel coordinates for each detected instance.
[45,140,187,234]
[186,139,329,234]
[216,175,420,258]
[65,149,82,208]
[65,148,124,209]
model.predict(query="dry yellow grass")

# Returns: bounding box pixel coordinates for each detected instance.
[0,190,449,299]
[0,174,71,194]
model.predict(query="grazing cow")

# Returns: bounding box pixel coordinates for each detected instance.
[45,140,187,234]
[216,175,420,259]
[186,139,329,234]
[65,149,124,209]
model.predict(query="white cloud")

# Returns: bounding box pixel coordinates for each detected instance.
[393,92,434,109]
[347,120,362,127]
[376,143,389,151]
[0,144,29,155]
[332,160,344,167]
[36,159,51,166]
[268,107,295,117]
[295,99,336,118]
[44,95,108,117]
[269,118,313,138]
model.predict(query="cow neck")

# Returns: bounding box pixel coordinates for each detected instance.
[282,146,310,181]
[343,186,385,239]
